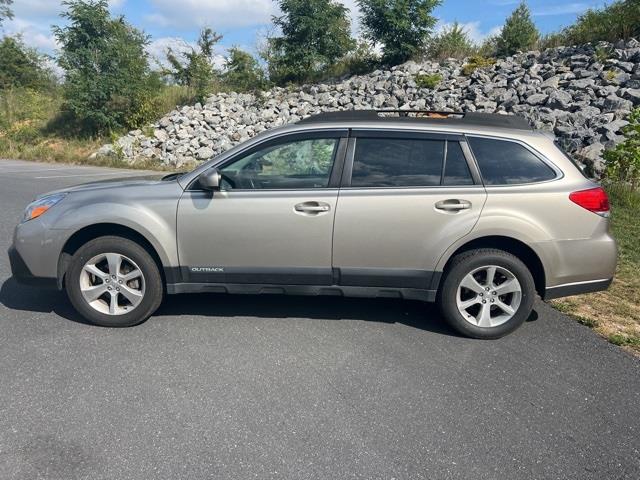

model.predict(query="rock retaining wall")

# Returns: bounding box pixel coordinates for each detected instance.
[96,39,640,173]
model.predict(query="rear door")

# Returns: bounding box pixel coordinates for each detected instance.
[332,130,487,291]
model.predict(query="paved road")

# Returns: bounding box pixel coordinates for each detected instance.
[0,159,638,480]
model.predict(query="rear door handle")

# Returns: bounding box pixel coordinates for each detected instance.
[435,199,472,212]
[294,201,331,214]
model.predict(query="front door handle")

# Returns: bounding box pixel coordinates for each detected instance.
[294,201,331,214]
[435,199,472,212]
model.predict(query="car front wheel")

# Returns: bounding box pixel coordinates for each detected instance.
[65,236,163,327]
[437,248,536,339]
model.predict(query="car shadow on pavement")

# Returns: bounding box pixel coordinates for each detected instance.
[156,292,461,336]
[0,277,94,325]
[0,277,538,335]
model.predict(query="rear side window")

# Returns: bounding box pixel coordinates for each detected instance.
[351,138,474,187]
[468,137,556,185]
[352,138,444,187]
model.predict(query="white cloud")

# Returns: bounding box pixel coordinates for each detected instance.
[434,21,502,43]
[143,13,171,28]
[147,0,274,30]
[146,36,195,68]
[146,36,226,71]
[5,0,126,53]
[533,2,595,16]
[3,17,60,51]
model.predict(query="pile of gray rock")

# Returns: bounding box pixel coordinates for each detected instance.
[95,38,640,173]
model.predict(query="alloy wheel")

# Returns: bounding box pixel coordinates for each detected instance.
[79,253,145,315]
[456,265,522,328]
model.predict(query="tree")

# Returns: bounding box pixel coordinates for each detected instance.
[165,27,222,102]
[357,0,441,65]
[496,1,539,57]
[0,0,13,28]
[0,36,53,90]
[222,47,267,92]
[54,0,156,134]
[428,22,476,60]
[563,0,640,45]
[267,0,355,85]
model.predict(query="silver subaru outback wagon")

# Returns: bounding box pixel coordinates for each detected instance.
[8,110,617,338]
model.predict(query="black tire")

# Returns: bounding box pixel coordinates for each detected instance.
[65,236,163,327]
[437,248,536,339]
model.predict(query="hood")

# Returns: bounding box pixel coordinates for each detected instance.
[39,173,179,197]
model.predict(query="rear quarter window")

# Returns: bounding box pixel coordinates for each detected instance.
[468,137,557,185]
[554,139,591,179]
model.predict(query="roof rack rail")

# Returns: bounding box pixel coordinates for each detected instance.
[296,109,532,130]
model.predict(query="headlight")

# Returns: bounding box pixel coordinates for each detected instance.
[21,193,67,223]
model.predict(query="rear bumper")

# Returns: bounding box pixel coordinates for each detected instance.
[543,278,612,300]
[7,246,57,288]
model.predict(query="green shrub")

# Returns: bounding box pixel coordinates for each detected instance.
[477,35,499,58]
[537,32,565,50]
[0,87,59,131]
[462,56,496,76]
[0,36,54,90]
[604,108,640,190]
[165,28,223,102]
[153,85,197,114]
[427,22,476,60]
[496,1,539,57]
[414,73,442,89]
[594,45,613,63]
[563,0,640,45]
[222,47,268,92]
[321,41,379,80]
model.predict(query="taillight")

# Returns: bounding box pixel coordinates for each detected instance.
[569,187,610,217]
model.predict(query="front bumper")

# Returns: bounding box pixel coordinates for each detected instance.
[7,245,57,288]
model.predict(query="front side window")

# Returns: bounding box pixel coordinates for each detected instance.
[218,138,338,190]
[468,137,556,185]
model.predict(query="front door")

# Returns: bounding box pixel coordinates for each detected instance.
[332,131,487,291]
[177,132,346,285]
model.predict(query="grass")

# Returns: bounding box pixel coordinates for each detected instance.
[0,85,198,172]
[0,134,176,171]
[551,184,640,356]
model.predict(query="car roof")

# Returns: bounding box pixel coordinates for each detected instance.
[296,110,534,133]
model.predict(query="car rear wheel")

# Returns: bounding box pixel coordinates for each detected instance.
[65,236,163,327]
[437,248,536,339]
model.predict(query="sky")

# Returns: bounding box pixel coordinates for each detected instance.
[2,0,605,67]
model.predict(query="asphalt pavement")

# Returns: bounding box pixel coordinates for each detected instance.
[0,159,638,480]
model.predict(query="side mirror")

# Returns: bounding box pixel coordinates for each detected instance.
[199,168,221,192]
